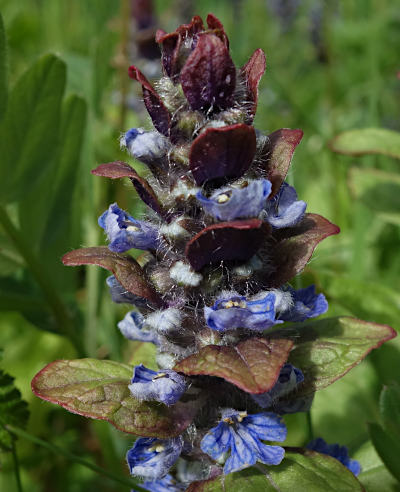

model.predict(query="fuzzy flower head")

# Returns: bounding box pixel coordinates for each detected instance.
[99,203,161,252]
[201,409,287,474]
[129,364,187,405]
[127,436,183,480]
[307,438,361,476]
[121,127,170,165]
[118,311,159,344]
[204,291,282,332]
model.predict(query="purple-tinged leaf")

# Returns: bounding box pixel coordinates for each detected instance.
[185,219,269,271]
[174,337,293,394]
[262,213,340,287]
[186,449,364,491]
[156,31,181,80]
[128,65,171,136]
[31,359,195,437]
[270,316,397,396]
[181,33,236,111]
[189,124,256,185]
[62,247,163,307]
[241,48,266,122]
[206,13,229,48]
[261,128,304,197]
[91,161,165,219]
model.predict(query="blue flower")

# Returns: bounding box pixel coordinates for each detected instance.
[201,409,286,474]
[279,285,328,322]
[134,474,186,492]
[264,183,306,228]
[204,292,282,332]
[99,203,161,252]
[121,128,170,165]
[127,437,183,479]
[196,179,271,221]
[106,276,143,305]
[128,364,187,405]
[307,438,361,476]
[118,311,159,344]
[251,364,304,409]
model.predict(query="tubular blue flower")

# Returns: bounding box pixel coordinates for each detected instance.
[279,285,328,322]
[201,409,286,474]
[121,127,170,165]
[307,438,361,476]
[251,363,304,409]
[127,436,183,480]
[196,179,271,221]
[135,474,186,492]
[128,364,187,405]
[99,203,161,252]
[264,182,306,228]
[118,311,159,344]
[106,276,142,305]
[204,291,282,332]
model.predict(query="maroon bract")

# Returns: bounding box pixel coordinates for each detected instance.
[128,65,171,136]
[91,161,165,219]
[189,123,256,185]
[241,48,267,122]
[260,128,304,197]
[181,33,236,111]
[185,219,269,271]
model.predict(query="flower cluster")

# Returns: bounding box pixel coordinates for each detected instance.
[59,13,366,489]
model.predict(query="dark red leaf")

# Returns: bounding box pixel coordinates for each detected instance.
[206,13,229,48]
[181,33,236,111]
[262,214,340,287]
[241,49,266,122]
[174,337,293,394]
[156,32,181,80]
[62,247,163,307]
[91,161,165,219]
[128,65,171,136]
[185,219,269,271]
[189,123,256,185]
[176,15,204,38]
[260,128,304,197]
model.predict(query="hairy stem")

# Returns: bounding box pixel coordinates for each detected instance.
[0,205,84,356]
[6,425,146,491]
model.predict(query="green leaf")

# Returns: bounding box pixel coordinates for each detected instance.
[349,167,400,225]
[187,449,364,491]
[18,94,87,259]
[368,423,400,482]
[0,369,29,451]
[271,317,396,396]
[0,54,66,203]
[174,337,293,393]
[330,128,400,159]
[31,359,196,438]
[380,383,400,441]
[0,13,8,121]
[354,440,400,492]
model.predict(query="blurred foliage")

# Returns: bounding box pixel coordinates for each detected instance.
[0,0,399,490]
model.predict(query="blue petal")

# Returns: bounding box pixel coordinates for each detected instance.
[106,275,143,305]
[280,285,328,322]
[200,422,232,460]
[122,128,170,165]
[127,437,183,480]
[255,442,285,466]
[223,427,257,474]
[138,474,186,492]
[99,203,161,252]
[252,364,304,409]
[129,364,187,405]
[118,311,159,344]
[196,179,271,221]
[265,183,306,228]
[243,412,287,442]
[307,438,361,476]
[205,292,280,332]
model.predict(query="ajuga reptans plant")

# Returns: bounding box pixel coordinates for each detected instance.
[32,14,396,491]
